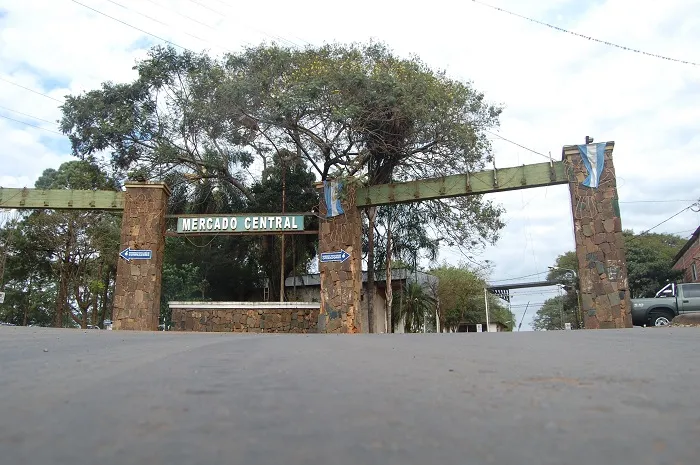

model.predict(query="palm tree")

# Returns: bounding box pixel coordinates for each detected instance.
[392,281,437,333]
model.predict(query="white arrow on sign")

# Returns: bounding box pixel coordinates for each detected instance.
[319,249,350,263]
[119,247,153,261]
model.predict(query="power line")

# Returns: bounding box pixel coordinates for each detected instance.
[143,0,218,31]
[485,129,551,160]
[0,76,63,103]
[105,0,233,52]
[186,0,224,16]
[619,199,696,204]
[71,0,189,51]
[0,114,63,135]
[626,201,700,243]
[471,0,700,67]
[489,270,549,283]
[186,0,305,48]
[0,105,57,125]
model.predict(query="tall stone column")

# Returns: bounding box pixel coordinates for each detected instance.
[113,182,170,331]
[564,141,632,329]
[317,180,362,333]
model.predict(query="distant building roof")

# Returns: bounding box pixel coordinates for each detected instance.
[673,226,700,266]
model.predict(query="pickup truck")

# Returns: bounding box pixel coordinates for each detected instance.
[631,282,700,326]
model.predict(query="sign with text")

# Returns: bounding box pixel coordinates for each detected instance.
[176,215,305,234]
[119,248,153,261]
[319,250,350,263]
[0,292,4,304]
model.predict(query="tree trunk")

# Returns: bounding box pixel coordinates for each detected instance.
[385,218,393,333]
[101,268,111,326]
[55,265,69,328]
[23,274,33,326]
[55,223,73,328]
[366,206,377,333]
[74,281,89,329]
[92,262,102,327]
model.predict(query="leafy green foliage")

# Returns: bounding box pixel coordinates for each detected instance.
[0,161,121,327]
[391,281,437,333]
[545,251,578,283]
[623,230,685,298]
[160,263,204,328]
[531,293,580,331]
[60,42,506,284]
[430,263,514,332]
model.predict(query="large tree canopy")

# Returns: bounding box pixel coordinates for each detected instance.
[60,42,505,249]
[55,42,508,331]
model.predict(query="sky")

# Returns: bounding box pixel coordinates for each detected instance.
[1,0,699,330]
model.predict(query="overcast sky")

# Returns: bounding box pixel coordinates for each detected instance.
[1,0,699,330]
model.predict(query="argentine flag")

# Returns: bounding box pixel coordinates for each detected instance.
[577,142,606,188]
[324,180,345,218]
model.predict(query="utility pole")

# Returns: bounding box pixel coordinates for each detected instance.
[517,302,530,331]
[280,160,286,303]
[558,284,564,330]
[483,288,490,332]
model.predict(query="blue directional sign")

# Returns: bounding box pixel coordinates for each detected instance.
[119,247,153,262]
[319,249,350,263]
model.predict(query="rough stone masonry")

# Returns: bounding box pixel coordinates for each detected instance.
[112,183,170,330]
[317,181,362,333]
[564,142,633,329]
[170,304,320,333]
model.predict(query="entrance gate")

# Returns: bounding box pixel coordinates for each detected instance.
[0,139,632,331]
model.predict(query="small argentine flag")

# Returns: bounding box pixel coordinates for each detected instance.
[324,180,345,218]
[577,142,607,188]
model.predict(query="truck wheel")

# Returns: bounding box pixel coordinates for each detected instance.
[649,312,673,327]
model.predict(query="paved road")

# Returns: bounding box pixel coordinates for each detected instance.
[1,327,699,465]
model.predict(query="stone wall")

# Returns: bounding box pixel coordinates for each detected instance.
[317,181,362,333]
[564,142,633,329]
[170,302,320,333]
[113,183,169,331]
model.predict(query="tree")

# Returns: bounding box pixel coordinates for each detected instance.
[25,161,120,328]
[247,152,319,300]
[623,230,685,298]
[391,281,437,333]
[60,42,506,330]
[431,263,514,332]
[160,263,203,329]
[533,250,583,330]
[531,293,579,331]
[545,251,578,283]
[0,217,56,326]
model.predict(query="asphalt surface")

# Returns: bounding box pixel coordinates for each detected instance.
[1,327,699,465]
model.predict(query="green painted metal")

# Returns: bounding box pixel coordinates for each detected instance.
[0,188,125,210]
[356,161,568,207]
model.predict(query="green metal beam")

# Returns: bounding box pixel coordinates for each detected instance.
[0,188,125,210]
[356,161,569,207]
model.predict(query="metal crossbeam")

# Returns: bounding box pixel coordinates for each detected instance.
[487,280,563,291]
[0,188,125,210]
[356,161,568,207]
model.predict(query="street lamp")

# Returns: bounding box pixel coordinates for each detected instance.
[548,266,577,282]
[548,266,581,329]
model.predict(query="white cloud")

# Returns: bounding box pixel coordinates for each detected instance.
[1,0,699,329]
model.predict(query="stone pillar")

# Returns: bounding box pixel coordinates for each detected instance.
[317,180,362,333]
[113,182,170,330]
[564,141,632,329]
